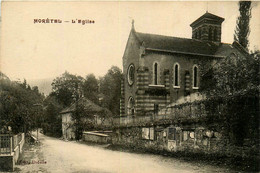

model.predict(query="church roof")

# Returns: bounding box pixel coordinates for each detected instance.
[190,12,225,27]
[134,31,233,57]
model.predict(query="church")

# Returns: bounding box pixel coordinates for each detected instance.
[120,12,247,117]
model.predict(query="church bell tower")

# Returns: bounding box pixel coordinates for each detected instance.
[190,12,224,42]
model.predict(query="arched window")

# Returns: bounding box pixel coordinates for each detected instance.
[173,63,180,87]
[153,62,159,85]
[127,97,135,115]
[208,27,212,41]
[193,65,199,89]
[214,28,217,41]
[198,29,201,39]
[195,32,198,39]
[127,64,135,86]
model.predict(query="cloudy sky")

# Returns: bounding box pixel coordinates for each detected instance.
[1,1,259,80]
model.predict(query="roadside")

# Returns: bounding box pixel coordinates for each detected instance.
[12,133,235,173]
[105,144,259,172]
[75,140,241,172]
[14,134,48,173]
[14,133,258,173]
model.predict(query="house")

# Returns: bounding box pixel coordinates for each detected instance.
[116,12,249,152]
[60,97,112,140]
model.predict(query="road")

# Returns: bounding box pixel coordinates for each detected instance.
[16,133,231,173]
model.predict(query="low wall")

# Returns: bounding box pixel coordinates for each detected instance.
[0,155,14,171]
[13,137,25,163]
[83,132,111,144]
[111,125,259,160]
[13,146,20,164]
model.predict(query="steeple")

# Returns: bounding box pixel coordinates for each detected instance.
[190,12,224,42]
[131,19,135,31]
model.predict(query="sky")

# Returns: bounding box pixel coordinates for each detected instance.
[0,1,259,81]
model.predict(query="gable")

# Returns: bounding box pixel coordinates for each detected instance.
[122,28,142,74]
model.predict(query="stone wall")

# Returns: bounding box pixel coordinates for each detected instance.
[112,96,259,160]
[112,125,224,153]
[112,123,259,161]
[82,132,111,144]
[0,156,14,171]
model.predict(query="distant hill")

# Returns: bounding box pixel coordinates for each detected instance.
[27,78,54,96]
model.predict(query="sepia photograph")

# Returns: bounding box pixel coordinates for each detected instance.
[0,1,259,172]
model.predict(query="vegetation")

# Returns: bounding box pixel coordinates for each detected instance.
[51,71,84,107]
[200,48,259,146]
[83,74,99,105]
[43,66,122,137]
[99,66,123,116]
[42,95,63,137]
[0,65,122,138]
[199,1,258,146]
[0,72,44,134]
[234,1,252,50]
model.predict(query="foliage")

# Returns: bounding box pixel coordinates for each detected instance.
[200,50,259,145]
[51,71,84,107]
[82,74,99,104]
[100,66,123,116]
[234,1,252,50]
[42,95,63,137]
[72,100,97,140]
[0,73,44,134]
[45,67,121,138]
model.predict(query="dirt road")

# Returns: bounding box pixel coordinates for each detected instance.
[15,133,231,173]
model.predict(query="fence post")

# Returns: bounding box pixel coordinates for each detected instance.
[10,136,12,155]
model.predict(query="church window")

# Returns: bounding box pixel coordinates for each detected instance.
[198,29,201,39]
[154,104,159,115]
[193,65,199,89]
[153,62,159,85]
[127,64,135,86]
[214,28,217,41]
[127,97,135,115]
[208,27,212,41]
[173,63,180,88]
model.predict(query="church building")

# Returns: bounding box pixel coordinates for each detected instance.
[120,12,247,117]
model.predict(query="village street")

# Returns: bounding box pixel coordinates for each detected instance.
[13,132,233,173]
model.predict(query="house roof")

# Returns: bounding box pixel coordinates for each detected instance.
[190,12,225,27]
[59,97,111,115]
[134,31,233,57]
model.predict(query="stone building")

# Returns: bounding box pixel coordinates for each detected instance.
[115,12,249,152]
[60,98,112,140]
[120,12,246,117]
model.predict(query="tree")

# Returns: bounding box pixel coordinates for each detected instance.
[51,71,84,107]
[100,66,123,116]
[71,98,109,140]
[42,95,63,137]
[82,74,99,104]
[234,1,252,50]
[200,51,259,145]
[0,73,44,134]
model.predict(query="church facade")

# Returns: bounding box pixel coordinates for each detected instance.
[120,12,246,117]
